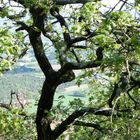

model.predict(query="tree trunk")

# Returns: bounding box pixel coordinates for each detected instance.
[36,79,58,140]
[35,70,75,139]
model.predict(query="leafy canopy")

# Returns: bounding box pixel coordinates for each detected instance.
[0,0,140,139]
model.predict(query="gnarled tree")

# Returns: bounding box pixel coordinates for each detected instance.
[0,0,140,139]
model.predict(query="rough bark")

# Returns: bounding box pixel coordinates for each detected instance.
[36,80,57,140]
[28,27,57,139]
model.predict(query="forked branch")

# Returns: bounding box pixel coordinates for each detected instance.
[53,108,112,139]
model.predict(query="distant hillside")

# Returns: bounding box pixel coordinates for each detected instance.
[0,48,88,105]
[7,66,38,74]
[0,73,44,102]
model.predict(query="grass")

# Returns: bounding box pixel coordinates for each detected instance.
[0,53,89,112]
[0,70,89,113]
[0,72,44,103]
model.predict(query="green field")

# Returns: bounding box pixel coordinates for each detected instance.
[0,69,89,113]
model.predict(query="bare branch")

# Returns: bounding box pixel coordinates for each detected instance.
[71,49,80,63]
[9,90,15,106]
[119,0,128,11]
[26,6,54,76]
[68,60,100,70]
[12,0,100,6]
[71,31,98,44]
[105,0,121,15]
[15,93,24,109]
[58,46,103,75]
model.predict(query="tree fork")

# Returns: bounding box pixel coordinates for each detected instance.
[35,70,75,140]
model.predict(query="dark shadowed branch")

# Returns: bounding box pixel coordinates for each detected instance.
[15,19,55,76]
[71,36,87,44]
[53,0,101,5]
[0,103,11,110]
[50,7,71,47]
[61,60,101,71]
[15,21,30,32]
[12,0,28,7]
[53,108,112,139]
[73,120,107,133]
[58,46,104,75]
[127,85,140,104]
[72,45,87,49]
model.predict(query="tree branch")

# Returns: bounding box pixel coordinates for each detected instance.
[15,21,29,32]
[53,108,112,139]
[50,7,71,46]
[53,0,101,5]
[12,0,27,7]
[26,6,55,76]
[15,20,52,77]
[71,30,98,44]
[127,85,140,104]
[71,36,87,44]
[58,46,103,75]
[71,49,80,63]
[119,0,128,11]
[0,103,10,110]
[73,121,106,133]
[72,45,87,49]
[29,30,55,76]
[58,59,101,76]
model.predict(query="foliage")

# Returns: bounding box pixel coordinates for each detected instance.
[0,4,29,74]
[0,0,140,140]
[0,29,19,74]
[50,81,140,140]
[0,108,36,140]
[0,27,28,74]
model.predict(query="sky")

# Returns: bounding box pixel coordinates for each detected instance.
[102,0,135,10]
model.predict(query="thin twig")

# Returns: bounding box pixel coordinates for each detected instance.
[15,93,24,109]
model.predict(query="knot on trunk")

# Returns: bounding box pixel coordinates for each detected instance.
[59,70,75,83]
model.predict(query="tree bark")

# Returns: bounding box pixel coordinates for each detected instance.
[36,79,58,140]
[28,28,58,139]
